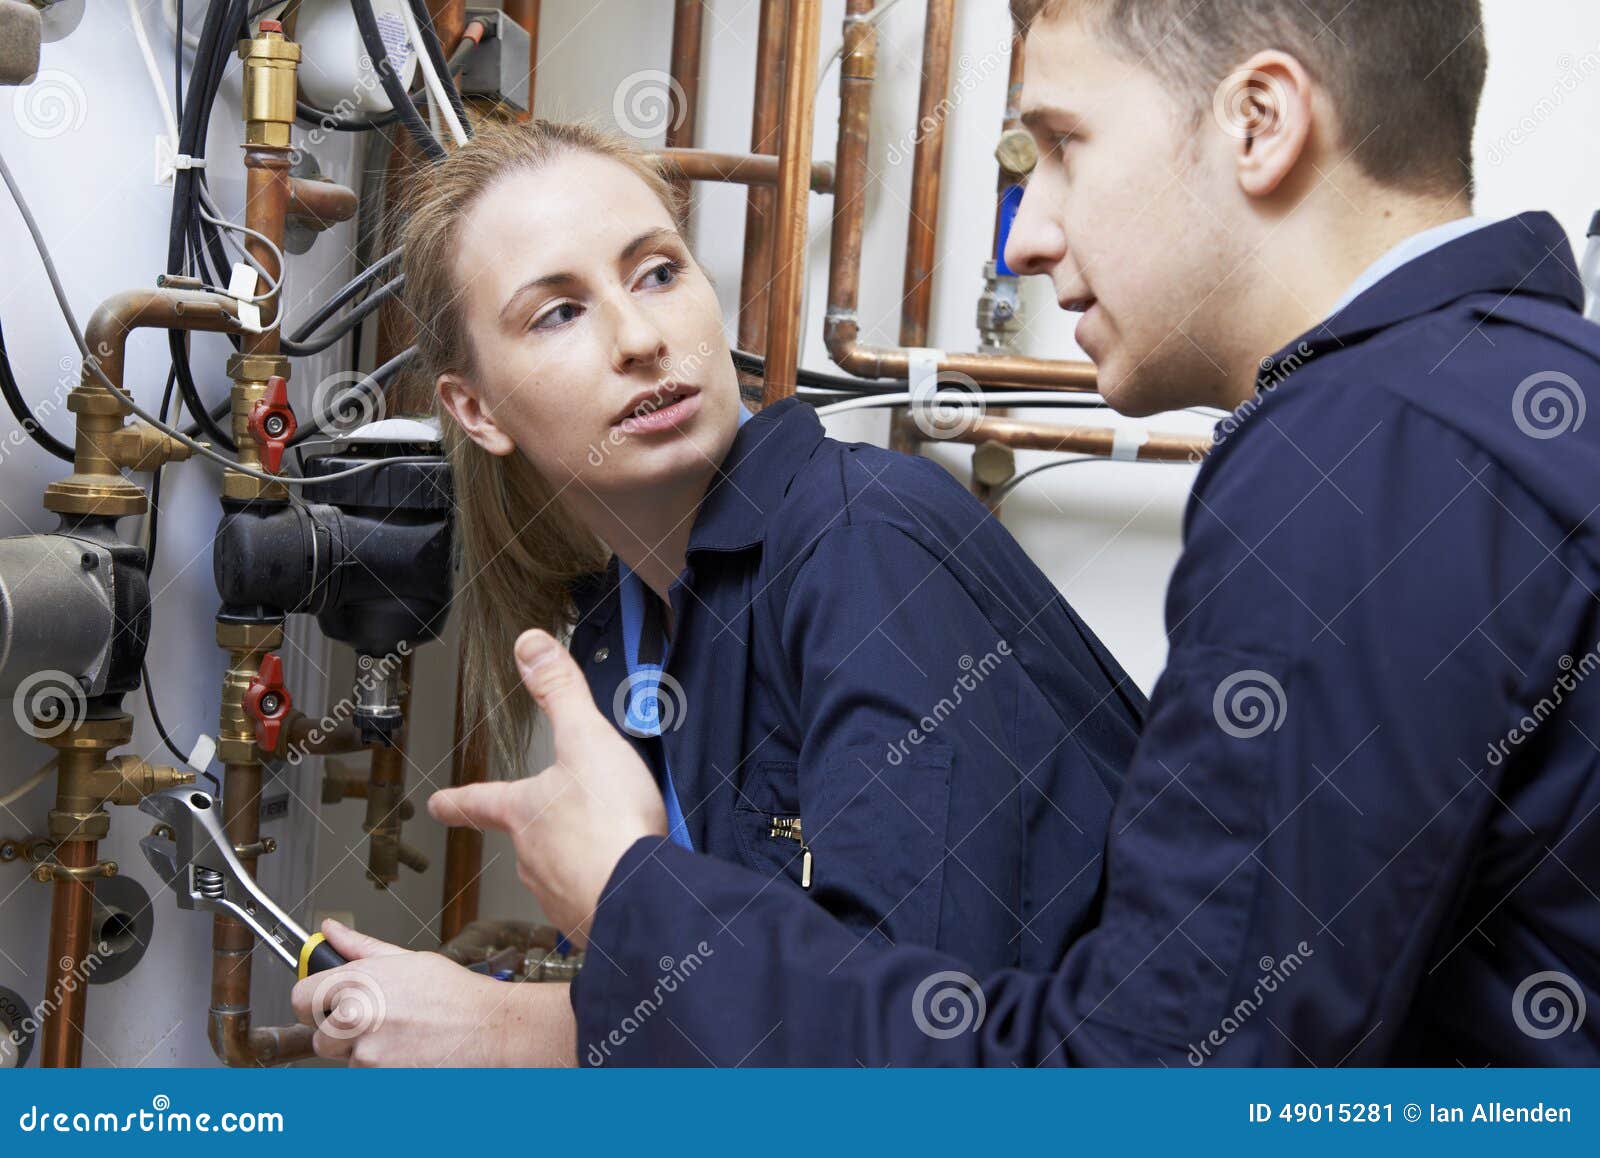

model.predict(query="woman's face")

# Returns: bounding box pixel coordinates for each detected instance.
[438,152,741,505]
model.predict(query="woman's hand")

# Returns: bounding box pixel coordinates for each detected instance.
[428,629,668,945]
[289,918,577,1067]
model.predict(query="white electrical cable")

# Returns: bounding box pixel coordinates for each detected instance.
[0,144,428,488]
[814,390,1114,418]
[0,756,56,811]
[400,0,467,147]
[131,0,181,146]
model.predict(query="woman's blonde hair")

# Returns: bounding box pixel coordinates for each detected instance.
[398,118,687,779]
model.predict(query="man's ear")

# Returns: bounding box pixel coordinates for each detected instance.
[437,373,517,457]
[1215,51,1315,199]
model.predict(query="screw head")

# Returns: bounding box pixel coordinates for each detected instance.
[80,552,98,570]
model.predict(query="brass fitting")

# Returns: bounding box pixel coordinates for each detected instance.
[223,352,290,502]
[215,621,285,765]
[29,715,192,882]
[972,440,1018,490]
[995,128,1038,179]
[237,22,300,149]
[841,9,878,80]
[108,423,196,473]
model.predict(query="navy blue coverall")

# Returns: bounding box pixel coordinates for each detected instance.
[570,212,1600,1065]
[567,399,1147,978]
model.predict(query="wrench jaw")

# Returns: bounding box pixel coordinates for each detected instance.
[135,787,309,972]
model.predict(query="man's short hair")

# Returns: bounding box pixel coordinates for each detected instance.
[1011,0,1487,196]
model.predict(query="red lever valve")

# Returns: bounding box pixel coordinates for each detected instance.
[242,653,293,753]
[247,376,297,473]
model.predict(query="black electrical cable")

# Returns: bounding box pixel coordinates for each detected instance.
[408,0,471,134]
[295,24,483,132]
[284,249,403,339]
[0,313,75,462]
[166,0,247,452]
[144,366,180,576]
[143,662,195,768]
[350,0,448,161]
[289,344,418,446]
[281,274,406,357]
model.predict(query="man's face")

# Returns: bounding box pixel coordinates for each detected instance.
[1006,14,1250,417]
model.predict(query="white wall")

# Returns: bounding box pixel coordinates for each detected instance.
[0,0,1596,1066]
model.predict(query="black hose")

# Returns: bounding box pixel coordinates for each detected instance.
[289,345,418,446]
[407,0,471,134]
[284,250,403,339]
[0,313,74,462]
[349,0,448,161]
[166,0,247,451]
[281,274,406,357]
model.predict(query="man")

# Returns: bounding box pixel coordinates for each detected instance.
[320,0,1600,1065]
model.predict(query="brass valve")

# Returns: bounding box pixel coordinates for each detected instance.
[238,19,300,148]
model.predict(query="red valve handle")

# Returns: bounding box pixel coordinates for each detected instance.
[242,653,292,753]
[247,376,297,474]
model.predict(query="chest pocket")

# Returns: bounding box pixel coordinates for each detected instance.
[732,760,809,888]
[732,744,955,953]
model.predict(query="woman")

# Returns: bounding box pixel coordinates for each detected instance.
[295,119,1146,1065]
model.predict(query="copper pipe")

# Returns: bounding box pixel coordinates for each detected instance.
[440,638,489,942]
[655,148,833,193]
[667,0,705,218]
[899,0,955,351]
[822,8,1099,393]
[738,0,789,359]
[242,148,292,355]
[426,0,466,53]
[761,0,823,403]
[500,0,541,121]
[365,653,420,887]
[83,288,242,399]
[973,33,1028,510]
[286,177,359,230]
[942,415,1211,463]
[283,710,368,757]
[40,837,96,1068]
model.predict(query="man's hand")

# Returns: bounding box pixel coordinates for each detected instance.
[289,919,577,1067]
[428,629,668,945]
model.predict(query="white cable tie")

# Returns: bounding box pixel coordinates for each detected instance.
[186,733,217,776]
[226,262,259,302]
[907,347,943,410]
[1111,426,1149,463]
[172,154,206,170]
